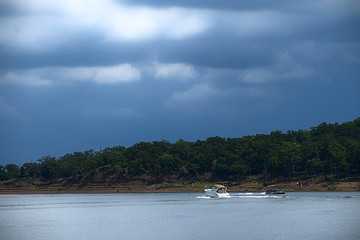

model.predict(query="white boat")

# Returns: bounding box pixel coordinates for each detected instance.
[204,185,230,198]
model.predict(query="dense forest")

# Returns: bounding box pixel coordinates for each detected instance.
[1,118,360,183]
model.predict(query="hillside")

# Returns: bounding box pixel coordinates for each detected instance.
[1,117,360,193]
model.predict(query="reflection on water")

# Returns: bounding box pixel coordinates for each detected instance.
[1,192,359,240]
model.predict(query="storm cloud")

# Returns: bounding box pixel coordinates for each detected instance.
[0,0,359,164]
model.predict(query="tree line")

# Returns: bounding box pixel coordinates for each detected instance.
[1,118,359,182]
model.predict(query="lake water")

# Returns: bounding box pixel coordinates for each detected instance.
[1,192,359,240]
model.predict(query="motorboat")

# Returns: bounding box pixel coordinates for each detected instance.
[265,185,285,194]
[204,185,230,198]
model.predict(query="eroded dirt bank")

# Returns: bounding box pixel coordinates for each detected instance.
[1,175,359,194]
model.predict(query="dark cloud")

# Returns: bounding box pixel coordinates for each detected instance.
[120,0,298,11]
[0,0,359,165]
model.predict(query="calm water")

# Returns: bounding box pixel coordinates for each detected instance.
[1,192,359,240]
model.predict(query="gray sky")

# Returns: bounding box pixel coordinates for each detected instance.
[1,0,359,165]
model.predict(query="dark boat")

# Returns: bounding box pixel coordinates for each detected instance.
[265,185,285,194]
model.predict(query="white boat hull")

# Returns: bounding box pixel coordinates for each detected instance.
[205,189,230,198]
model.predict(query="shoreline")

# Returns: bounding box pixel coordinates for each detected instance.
[1,181,359,195]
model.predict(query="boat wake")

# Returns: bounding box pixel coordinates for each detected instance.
[197,193,284,199]
[231,195,283,199]
[196,196,211,199]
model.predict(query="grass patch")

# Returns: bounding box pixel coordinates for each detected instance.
[309,175,326,183]
[162,183,188,188]
[337,176,360,182]
[249,184,264,190]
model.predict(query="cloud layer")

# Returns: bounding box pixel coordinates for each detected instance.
[1,64,141,86]
[0,0,359,165]
[0,0,211,52]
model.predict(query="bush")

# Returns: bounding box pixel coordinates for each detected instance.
[327,184,337,191]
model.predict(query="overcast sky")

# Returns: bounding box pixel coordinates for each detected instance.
[1,0,359,165]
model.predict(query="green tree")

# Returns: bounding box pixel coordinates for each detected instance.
[20,162,40,178]
[281,141,302,175]
[159,153,181,174]
[229,161,248,175]
[3,164,20,180]
[305,157,324,174]
[214,157,229,174]
[128,158,146,175]
[38,156,58,179]
[328,143,349,174]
